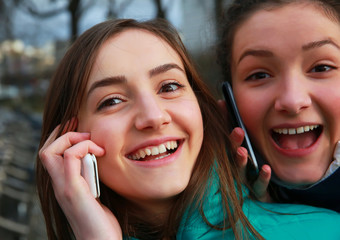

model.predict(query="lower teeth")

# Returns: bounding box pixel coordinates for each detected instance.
[153,153,171,160]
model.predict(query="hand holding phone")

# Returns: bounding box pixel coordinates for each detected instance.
[222,82,259,177]
[81,153,100,198]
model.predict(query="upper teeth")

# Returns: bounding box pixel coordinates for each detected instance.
[129,140,178,160]
[273,125,319,135]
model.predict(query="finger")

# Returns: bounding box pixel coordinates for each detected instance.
[63,139,105,171]
[230,127,245,148]
[63,141,105,161]
[40,132,91,159]
[39,132,92,180]
[253,164,272,202]
[236,146,248,181]
[39,125,65,177]
[41,118,78,153]
[45,138,105,198]
[63,140,105,185]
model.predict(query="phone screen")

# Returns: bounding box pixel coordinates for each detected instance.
[222,82,259,178]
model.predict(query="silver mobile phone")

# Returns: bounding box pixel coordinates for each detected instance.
[81,153,100,198]
[222,82,259,178]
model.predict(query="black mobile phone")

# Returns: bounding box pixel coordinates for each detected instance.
[81,153,100,198]
[222,82,259,178]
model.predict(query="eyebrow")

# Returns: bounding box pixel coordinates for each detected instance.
[302,39,340,51]
[237,50,274,64]
[237,39,340,65]
[87,75,126,99]
[149,63,184,78]
[86,63,184,99]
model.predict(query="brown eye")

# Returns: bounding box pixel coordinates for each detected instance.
[310,65,335,73]
[246,72,271,81]
[97,97,124,111]
[159,82,184,93]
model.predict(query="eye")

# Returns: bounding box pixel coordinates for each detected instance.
[245,72,271,81]
[310,64,336,73]
[97,97,124,111]
[158,81,184,93]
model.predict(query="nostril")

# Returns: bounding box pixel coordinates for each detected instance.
[274,99,311,115]
[274,87,312,114]
[135,111,171,130]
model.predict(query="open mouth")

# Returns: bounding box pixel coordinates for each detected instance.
[271,125,322,150]
[126,140,180,161]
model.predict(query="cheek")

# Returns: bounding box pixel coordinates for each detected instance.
[90,118,126,182]
[314,82,340,122]
[234,89,265,137]
[91,119,123,150]
[320,91,340,141]
[77,116,125,183]
[191,107,204,145]
[184,103,204,166]
[170,99,203,144]
[333,107,340,140]
[185,101,203,133]
[80,116,126,154]
[329,100,340,131]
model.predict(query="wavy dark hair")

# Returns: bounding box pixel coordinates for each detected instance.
[36,18,263,239]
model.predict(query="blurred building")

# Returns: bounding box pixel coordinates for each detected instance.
[0,107,44,239]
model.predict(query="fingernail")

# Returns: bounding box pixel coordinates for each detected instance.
[237,147,247,156]
[235,127,244,135]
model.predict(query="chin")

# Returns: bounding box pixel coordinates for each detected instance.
[275,167,325,187]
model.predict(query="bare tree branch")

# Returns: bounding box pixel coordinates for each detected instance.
[154,0,165,19]
[19,0,67,18]
[107,0,134,19]
[0,0,16,40]
[15,0,89,42]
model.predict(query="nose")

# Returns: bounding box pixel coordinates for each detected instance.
[134,94,171,130]
[274,76,312,114]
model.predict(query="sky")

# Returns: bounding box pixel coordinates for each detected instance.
[13,0,183,47]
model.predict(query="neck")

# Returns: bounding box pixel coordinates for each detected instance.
[127,196,176,224]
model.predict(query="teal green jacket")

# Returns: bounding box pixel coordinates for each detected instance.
[126,183,340,239]
[177,189,340,239]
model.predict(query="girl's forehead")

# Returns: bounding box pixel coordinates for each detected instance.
[86,29,185,90]
[231,2,340,67]
[244,2,339,25]
[235,3,340,43]
[94,29,181,67]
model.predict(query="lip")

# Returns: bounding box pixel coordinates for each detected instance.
[125,138,184,168]
[269,123,323,157]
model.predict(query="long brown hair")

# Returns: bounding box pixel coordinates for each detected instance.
[36,18,262,239]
